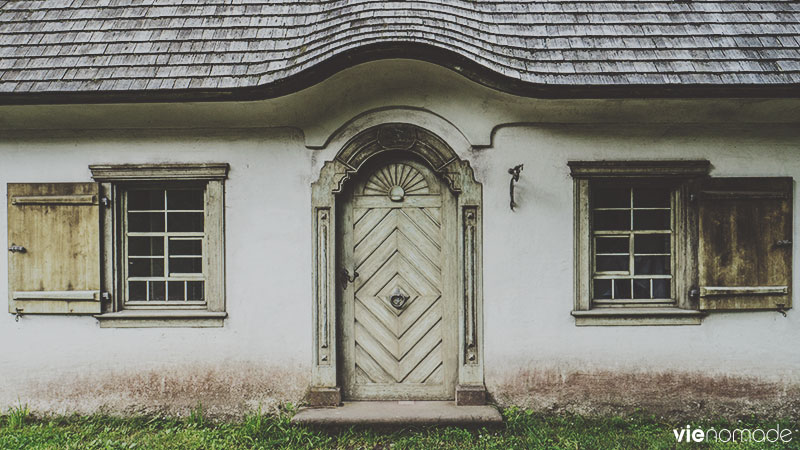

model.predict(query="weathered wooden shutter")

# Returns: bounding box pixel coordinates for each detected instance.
[8,183,102,315]
[697,177,792,311]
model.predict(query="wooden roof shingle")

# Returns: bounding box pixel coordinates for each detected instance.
[1,0,800,101]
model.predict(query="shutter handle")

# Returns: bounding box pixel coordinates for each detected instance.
[775,240,792,248]
[8,244,26,253]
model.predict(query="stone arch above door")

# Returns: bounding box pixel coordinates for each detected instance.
[326,123,476,195]
[309,123,486,406]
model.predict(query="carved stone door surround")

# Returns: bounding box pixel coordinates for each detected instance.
[309,123,485,406]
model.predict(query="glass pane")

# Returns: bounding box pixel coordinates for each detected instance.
[596,255,629,272]
[128,258,164,277]
[167,212,204,232]
[169,238,202,256]
[653,279,671,298]
[167,189,204,210]
[129,281,147,300]
[633,210,670,230]
[593,187,630,208]
[634,234,671,254]
[595,237,628,254]
[593,210,630,231]
[634,255,671,275]
[633,279,651,299]
[128,212,165,232]
[187,281,204,301]
[169,257,202,274]
[168,281,185,301]
[149,281,165,301]
[128,237,164,256]
[633,188,670,208]
[614,279,632,299]
[128,190,165,211]
[593,279,612,299]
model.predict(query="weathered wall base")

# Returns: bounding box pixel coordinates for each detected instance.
[489,368,800,421]
[4,363,798,420]
[6,363,308,419]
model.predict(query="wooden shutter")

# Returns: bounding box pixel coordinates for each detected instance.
[697,177,792,311]
[8,183,102,315]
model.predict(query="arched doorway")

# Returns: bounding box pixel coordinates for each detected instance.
[338,155,458,400]
[309,123,485,405]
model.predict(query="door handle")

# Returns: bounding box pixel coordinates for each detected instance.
[341,268,359,289]
[8,244,26,253]
[390,293,409,310]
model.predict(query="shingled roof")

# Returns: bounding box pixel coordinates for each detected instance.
[1,0,800,102]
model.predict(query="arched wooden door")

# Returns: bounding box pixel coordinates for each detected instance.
[338,157,457,400]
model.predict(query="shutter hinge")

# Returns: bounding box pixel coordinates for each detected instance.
[100,197,112,208]
[8,244,26,253]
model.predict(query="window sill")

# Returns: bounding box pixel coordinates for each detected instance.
[571,308,704,326]
[95,310,226,328]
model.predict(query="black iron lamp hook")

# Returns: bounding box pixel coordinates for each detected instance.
[508,164,524,211]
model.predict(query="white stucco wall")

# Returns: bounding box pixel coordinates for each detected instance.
[0,60,798,417]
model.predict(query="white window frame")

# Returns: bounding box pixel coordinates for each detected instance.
[90,164,228,328]
[122,185,208,308]
[569,160,709,326]
[590,181,676,307]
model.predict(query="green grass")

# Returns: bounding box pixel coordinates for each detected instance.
[6,401,29,430]
[0,405,797,450]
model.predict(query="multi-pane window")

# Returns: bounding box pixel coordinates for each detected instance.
[591,186,673,305]
[124,188,205,305]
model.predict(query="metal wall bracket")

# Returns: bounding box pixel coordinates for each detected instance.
[508,164,524,211]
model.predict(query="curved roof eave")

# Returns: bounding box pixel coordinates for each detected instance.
[1,43,799,106]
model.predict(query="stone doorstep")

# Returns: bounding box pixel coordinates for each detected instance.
[291,401,503,427]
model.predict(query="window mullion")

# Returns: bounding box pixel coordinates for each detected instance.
[629,231,635,278]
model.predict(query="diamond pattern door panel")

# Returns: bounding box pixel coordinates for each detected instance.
[343,162,451,400]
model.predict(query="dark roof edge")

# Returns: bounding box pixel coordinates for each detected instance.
[1,42,800,106]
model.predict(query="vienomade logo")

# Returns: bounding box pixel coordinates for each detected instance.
[673,424,793,444]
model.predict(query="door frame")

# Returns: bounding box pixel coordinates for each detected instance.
[309,123,486,406]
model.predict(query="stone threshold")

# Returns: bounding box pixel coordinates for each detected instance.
[291,401,503,427]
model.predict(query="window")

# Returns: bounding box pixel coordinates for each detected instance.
[91,163,228,328]
[568,160,709,326]
[123,187,206,306]
[569,160,793,326]
[591,185,674,307]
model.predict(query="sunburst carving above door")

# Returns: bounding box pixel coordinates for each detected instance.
[363,163,430,199]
